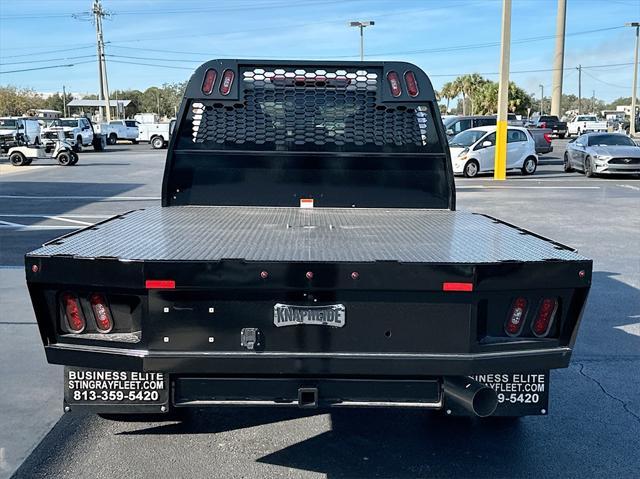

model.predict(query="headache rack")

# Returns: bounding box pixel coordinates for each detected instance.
[162,60,455,210]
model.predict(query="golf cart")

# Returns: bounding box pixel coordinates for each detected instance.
[2,129,78,166]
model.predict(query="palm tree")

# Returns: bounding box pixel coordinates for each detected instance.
[439,81,456,113]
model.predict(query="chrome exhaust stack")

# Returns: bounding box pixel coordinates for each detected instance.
[443,377,498,417]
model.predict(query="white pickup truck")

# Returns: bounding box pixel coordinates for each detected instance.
[94,120,139,145]
[44,118,94,151]
[568,115,607,137]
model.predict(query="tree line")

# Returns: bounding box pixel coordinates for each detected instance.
[0,78,635,119]
[0,82,186,118]
[437,74,634,117]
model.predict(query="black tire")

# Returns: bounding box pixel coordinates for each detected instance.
[74,136,83,152]
[9,151,26,166]
[558,133,566,139]
[70,152,79,165]
[584,156,595,177]
[23,158,33,166]
[576,128,581,137]
[57,151,72,166]
[563,152,574,172]
[463,159,480,178]
[131,139,138,144]
[521,156,537,175]
[151,136,165,149]
[108,133,117,145]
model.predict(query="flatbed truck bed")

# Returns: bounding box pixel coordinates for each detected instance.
[26,59,592,419]
[30,206,584,264]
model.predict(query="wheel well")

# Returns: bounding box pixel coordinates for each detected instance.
[109,132,117,138]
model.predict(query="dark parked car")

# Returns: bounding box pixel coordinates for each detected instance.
[527,115,567,139]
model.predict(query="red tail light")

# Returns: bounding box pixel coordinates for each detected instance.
[505,297,528,336]
[404,71,419,97]
[442,282,473,292]
[90,293,113,333]
[62,293,85,333]
[544,133,552,144]
[532,298,558,337]
[219,69,234,96]
[539,122,546,128]
[387,71,402,97]
[201,68,217,95]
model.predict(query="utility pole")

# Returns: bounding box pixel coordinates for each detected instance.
[62,85,67,117]
[494,0,511,181]
[591,90,595,114]
[577,65,582,114]
[550,0,566,117]
[539,84,544,114]
[349,21,375,61]
[92,0,111,122]
[626,22,639,136]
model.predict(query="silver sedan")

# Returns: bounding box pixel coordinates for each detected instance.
[564,133,640,177]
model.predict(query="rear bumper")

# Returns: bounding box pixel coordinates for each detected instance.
[46,342,572,376]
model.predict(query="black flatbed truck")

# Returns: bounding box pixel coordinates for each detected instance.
[26,60,591,418]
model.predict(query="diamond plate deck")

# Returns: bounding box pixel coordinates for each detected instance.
[28,206,586,263]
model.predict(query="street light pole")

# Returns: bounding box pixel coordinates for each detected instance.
[493,0,511,181]
[349,21,375,61]
[539,84,544,114]
[626,22,639,136]
[550,0,566,117]
[92,0,111,122]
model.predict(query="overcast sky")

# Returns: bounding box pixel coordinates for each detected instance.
[0,0,638,102]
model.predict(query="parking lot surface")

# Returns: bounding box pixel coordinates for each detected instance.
[1,140,639,478]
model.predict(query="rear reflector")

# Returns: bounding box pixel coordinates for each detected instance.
[387,71,402,97]
[220,69,234,95]
[89,293,113,333]
[544,133,552,144]
[62,292,85,333]
[442,282,473,292]
[404,71,419,97]
[145,280,176,289]
[201,68,217,95]
[532,298,558,337]
[505,297,528,336]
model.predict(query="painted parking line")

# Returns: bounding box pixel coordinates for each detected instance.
[456,185,600,189]
[0,195,159,201]
[617,184,640,191]
[0,214,109,230]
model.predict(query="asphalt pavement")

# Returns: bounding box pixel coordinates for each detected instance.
[1,140,639,479]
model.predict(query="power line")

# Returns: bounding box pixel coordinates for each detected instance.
[429,62,635,78]
[0,61,95,74]
[0,54,96,66]
[108,59,193,70]
[0,0,359,20]
[0,44,95,57]
[581,69,635,89]
[107,54,205,63]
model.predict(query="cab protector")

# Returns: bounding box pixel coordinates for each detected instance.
[162,60,455,209]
